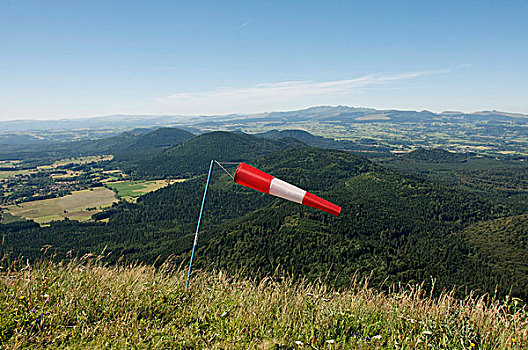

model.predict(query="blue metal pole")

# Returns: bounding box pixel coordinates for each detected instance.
[186,159,214,289]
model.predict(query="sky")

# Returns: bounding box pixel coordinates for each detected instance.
[1,0,527,121]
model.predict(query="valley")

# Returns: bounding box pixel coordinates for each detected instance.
[2,2,526,346]
[0,157,115,207]
[0,151,184,223]
[1,123,527,303]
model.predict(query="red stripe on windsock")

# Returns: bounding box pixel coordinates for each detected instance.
[234,163,274,193]
[302,191,341,216]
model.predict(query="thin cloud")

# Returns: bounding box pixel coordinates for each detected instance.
[152,69,449,115]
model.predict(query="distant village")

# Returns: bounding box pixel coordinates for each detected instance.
[0,158,116,206]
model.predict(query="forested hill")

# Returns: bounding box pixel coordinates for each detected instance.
[115,131,305,178]
[0,127,193,163]
[399,147,478,163]
[111,127,194,161]
[73,128,153,155]
[3,145,525,299]
[461,214,528,296]
[196,148,506,294]
[71,127,195,158]
[254,129,390,153]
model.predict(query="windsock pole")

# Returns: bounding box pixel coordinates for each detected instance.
[186,159,214,289]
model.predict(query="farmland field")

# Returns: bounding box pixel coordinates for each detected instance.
[0,169,32,179]
[1,187,117,224]
[106,179,185,202]
[37,155,113,170]
[0,160,20,168]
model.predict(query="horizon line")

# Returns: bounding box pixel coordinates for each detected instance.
[1,105,527,123]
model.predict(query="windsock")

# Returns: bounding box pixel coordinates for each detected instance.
[234,163,341,216]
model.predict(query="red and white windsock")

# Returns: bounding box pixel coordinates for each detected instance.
[234,163,341,216]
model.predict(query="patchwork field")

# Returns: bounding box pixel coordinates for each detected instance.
[1,187,117,224]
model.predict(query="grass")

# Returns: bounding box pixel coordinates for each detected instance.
[2,188,117,224]
[0,212,25,224]
[0,170,31,180]
[50,171,83,180]
[0,161,17,169]
[106,181,151,197]
[106,179,185,202]
[37,156,113,171]
[0,256,526,349]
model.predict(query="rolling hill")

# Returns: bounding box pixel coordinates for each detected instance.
[0,127,193,164]
[115,131,305,178]
[398,147,478,163]
[461,214,528,296]
[3,136,524,299]
[73,128,153,155]
[254,129,390,154]
[112,127,194,161]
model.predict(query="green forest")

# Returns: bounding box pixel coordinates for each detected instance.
[1,130,527,301]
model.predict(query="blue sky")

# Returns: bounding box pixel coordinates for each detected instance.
[1,0,527,120]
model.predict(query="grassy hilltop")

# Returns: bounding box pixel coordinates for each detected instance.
[1,258,526,349]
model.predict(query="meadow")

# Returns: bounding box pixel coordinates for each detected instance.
[37,155,113,171]
[2,187,117,224]
[0,161,20,169]
[0,170,31,180]
[0,256,526,349]
[106,179,185,202]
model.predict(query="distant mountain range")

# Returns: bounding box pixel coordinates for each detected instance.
[1,106,527,134]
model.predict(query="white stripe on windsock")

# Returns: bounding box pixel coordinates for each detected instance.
[269,178,307,204]
[234,162,341,216]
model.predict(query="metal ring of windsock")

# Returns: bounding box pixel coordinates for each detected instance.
[234,162,341,216]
